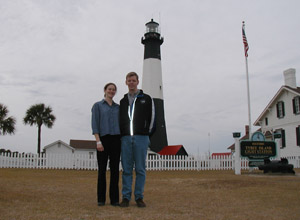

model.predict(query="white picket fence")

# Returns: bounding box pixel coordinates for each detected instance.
[0,153,299,171]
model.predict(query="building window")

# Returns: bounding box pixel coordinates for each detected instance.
[275,129,286,148]
[276,101,285,118]
[265,117,268,126]
[293,96,300,114]
[296,126,300,147]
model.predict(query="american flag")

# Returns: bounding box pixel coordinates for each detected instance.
[242,22,249,57]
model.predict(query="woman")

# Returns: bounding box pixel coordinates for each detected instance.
[91,83,121,206]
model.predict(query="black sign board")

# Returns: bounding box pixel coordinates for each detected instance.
[240,141,276,160]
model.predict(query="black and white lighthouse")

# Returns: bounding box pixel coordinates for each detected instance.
[141,19,168,153]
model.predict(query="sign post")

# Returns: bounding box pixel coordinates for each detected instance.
[233,132,241,175]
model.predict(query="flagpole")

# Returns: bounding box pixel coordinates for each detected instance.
[245,55,252,138]
[242,21,252,138]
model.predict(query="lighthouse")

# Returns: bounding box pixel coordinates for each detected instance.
[141,19,168,153]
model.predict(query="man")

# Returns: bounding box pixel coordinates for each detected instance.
[119,72,155,208]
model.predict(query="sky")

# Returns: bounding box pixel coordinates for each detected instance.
[1,0,300,155]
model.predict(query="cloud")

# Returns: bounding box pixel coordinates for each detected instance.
[1,0,300,155]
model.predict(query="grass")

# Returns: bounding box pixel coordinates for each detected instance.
[0,168,300,220]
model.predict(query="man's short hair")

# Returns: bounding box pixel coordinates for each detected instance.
[126,72,139,80]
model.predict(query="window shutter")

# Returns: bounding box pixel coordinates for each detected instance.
[281,129,286,148]
[296,126,300,146]
[282,102,285,117]
[276,103,279,118]
[293,98,296,114]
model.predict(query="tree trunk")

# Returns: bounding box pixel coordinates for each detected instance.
[37,125,42,154]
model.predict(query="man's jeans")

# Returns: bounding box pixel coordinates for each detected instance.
[121,135,149,201]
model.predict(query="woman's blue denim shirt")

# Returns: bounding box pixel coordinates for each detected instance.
[91,99,120,136]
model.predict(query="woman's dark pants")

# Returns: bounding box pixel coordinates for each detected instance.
[97,135,121,204]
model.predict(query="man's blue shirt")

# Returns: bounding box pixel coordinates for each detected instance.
[91,99,120,136]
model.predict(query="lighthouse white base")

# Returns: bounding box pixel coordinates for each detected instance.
[142,58,164,100]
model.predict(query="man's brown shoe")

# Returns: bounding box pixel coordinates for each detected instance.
[120,198,129,207]
[136,198,146,208]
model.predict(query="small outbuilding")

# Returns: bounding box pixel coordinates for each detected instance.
[44,140,75,154]
[43,139,97,157]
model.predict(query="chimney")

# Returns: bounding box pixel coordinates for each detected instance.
[245,125,249,137]
[283,68,297,88]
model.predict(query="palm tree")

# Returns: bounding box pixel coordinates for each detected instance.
[24,103,56,154]
[0,103,16,135]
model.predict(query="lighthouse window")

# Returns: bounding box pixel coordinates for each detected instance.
[275,129,286,148]
[147,27,158,33]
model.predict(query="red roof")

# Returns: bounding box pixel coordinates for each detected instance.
[158,145,188,156]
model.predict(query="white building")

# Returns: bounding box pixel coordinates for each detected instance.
[254,68,300,157]
[44,140,96,158]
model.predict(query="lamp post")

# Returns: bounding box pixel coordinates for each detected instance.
[208,132,211,157]
[273,133,282,160]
